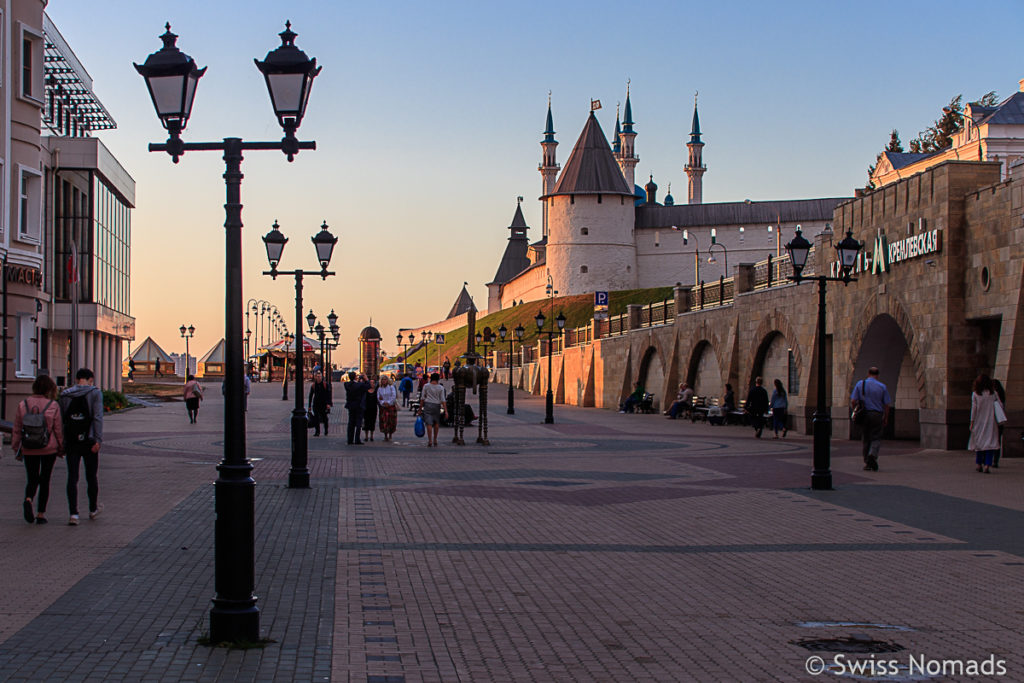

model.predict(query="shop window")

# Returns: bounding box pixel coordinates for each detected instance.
[17,166,42,242]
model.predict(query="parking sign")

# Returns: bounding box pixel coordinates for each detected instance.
[594,291,609,321]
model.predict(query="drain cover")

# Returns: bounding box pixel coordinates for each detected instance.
[792,637,904,654]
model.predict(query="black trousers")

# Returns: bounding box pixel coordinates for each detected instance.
[311,407,329,435]
[66,444,99,515]
[347,407,364,444]
[24,453,58,513]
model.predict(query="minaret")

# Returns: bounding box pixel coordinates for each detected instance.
[539,93,560,238]
[612,103,622,156]
[617,82,638,189]
[684,92,706,205]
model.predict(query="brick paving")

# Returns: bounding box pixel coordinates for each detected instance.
[1,380,1022,681]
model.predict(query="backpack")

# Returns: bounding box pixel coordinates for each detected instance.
[20,400,55,450]
[65,393,94,444]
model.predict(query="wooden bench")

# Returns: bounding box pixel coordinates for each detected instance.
[690,396,709,422]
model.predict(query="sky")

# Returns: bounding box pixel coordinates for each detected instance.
[45,0,1024,364]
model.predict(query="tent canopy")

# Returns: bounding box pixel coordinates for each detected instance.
[130,337,173,362]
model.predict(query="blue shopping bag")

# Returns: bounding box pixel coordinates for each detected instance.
[414,415,425,437]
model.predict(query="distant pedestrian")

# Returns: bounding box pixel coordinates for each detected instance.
[13,375,63,524]
[619,382,645,413]
[399,375,414,407]
[308,370,332,437]
[154,358,162,377]
[850,367,891,471]
[665,383,694,419]
[992,378,1006,468]
[344,373,370,445]
[60,368,104,525]
[745,377,770,439]
[443,359,451,380]
[377,375,398,441]
[968,374,1004,474]
[419,372,447,447]
[127,358,135,382]
[414,362,423,381]
[183,375,203,424]
[363,378,379,442]
[770,379,788,438]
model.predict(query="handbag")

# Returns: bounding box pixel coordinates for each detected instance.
[994,399,1007,425]
[414,415,425,438]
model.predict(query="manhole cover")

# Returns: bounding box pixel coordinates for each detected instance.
[515,480,586,487]
[792,637,904,654]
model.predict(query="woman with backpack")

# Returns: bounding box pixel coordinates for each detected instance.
[183,375,203,424]
[12,375,64,524]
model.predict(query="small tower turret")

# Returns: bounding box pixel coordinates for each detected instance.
[617,82,638,189]
[612,103,622,156]
[539,93,560,238]
[684,92,706,205]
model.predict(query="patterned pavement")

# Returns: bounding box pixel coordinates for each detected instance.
[0,381,1021,681]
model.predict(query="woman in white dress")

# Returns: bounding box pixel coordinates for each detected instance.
[968,374,1004,474]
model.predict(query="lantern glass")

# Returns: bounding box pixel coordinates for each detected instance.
[785,227,812,277]
[306,310,316,331]
[262,220,288,268]
[396,333,403,345]
[535,310,545,330]
[134,25,206,130]
[188,325,195,336]
[475,332,482,345]
[327,309,338,328]
[514,324,525,341]
[835,230,863,276]
[179,325,186,336]
[311,222,337,269]
[498,324,507,340]
[254,22,321,131]
[556,312,566,330]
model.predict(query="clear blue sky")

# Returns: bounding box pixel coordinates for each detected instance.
[46,0,1024,362]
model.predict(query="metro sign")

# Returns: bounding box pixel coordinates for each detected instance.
[829,228,942,279]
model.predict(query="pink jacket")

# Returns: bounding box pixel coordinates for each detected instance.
[12,395,64,456]
[183,380,203,400]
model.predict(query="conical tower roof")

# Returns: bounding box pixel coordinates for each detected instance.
[488,200,531,285]
[446,284,478,319]
[549,112,632,197]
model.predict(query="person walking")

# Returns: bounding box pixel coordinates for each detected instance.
[770,379,788,438]
[307,370,332,437]
[183,375,203,424]
[850,367,891,471]
[399,375,414,407]
[443,359,451,380]
[745,377,770,439]
[377,375,399,441]
[154,358,162,378]
[968,374,1004,474]
[13,375,64,524]
[992,378,1006,468]
[419,372,447,447]
[344,372,370,445]
[60,368,104,525]
[363,378,379,442]
[127,358,135,382]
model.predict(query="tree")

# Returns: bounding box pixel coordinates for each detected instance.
[908,92,998,153]
[866,129,904,190]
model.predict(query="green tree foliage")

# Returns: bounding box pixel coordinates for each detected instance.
[866,129,904,190]
[908,92,998,153]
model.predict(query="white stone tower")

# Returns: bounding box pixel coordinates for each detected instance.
[544,111,638,296]
[539,94,560,238]
[616,84,639,190]
[685,94,705,204]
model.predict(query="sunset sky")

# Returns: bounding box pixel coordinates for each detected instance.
[45,0,1024,364]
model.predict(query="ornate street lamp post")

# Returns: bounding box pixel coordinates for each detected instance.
[135,20,321,643]
[263,220,337,489]
[179,324,194,377]
[498,323,524,414]
[535,310,566,424]
[281,332,294,401]
[785,226,863,491]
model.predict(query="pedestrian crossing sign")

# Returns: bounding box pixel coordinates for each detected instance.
[434,333,445,344]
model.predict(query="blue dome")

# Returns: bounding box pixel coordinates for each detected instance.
[664,193,675,206]
[633,183,645,207]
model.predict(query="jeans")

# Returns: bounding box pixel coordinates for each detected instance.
[862,410,885,465]
[24,453,58,513]
[347,407,364,444]
[772,408,787,434]
[67,444,99,515]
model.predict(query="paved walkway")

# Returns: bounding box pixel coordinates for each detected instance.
[0,381,1021,681]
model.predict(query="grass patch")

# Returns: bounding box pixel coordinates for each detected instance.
[122,382,183,398]
[401,286,673,366]
[102,390,130,412]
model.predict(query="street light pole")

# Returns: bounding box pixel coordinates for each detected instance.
[263,220,338,490]
[136,21,321,643]
[282,332,293,401]
[535,310,565,424]
[785,226,863,491]
[179,324,194,377]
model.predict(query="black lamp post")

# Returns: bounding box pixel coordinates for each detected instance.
[135,20,321,644]
[315,322,326,374]
[397,332,409,377]
[708,228,729,279]
[263,220,337,491]
[498,323,523,415]
[535,310,566,424]
[282,332,294,401]
[785,226,863,491]
[179,324,194,377]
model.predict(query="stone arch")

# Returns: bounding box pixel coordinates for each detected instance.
[637,345,666,411]
[686,340,723,400]
[846,295,927,410]
[747,310,803,393]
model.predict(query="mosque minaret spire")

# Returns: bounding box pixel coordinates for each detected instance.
[539,92,560,238]
[684,91,706,205]
[617,81,638,189]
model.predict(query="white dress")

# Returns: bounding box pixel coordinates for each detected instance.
[967,390,1002,452]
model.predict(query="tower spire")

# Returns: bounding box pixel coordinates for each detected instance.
[617,80,638,189]
[684,91,706,204]
[539,91,560,237]
[612,102,621,155]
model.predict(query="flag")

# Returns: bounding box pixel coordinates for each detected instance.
[590,99,602,111]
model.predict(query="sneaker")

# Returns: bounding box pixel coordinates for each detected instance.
[23,499,34,524]
[89,504,103,521]
[68,515,80,526]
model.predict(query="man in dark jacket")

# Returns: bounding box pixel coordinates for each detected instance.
[60,368,104,525]
[307,371,333,437]
[343,373,370,445]
[745,376,770,439]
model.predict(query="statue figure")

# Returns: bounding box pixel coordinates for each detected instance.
[451,311,490,446]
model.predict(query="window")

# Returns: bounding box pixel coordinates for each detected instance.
[17,166,42,241]
[18,25,43,102]
[581,227,589,235]
[580,266,588,274]
[21,37,31,97]
[15,314,35,378]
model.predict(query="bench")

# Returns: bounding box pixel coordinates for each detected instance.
[690,396,710,422]
[638,392,656,414]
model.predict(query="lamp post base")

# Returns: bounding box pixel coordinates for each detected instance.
[811,410,832,490]
[507,385,515,415]
[209,601,260,644]
[544,390,554,424]
[288,409,310,488]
